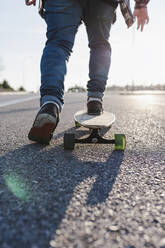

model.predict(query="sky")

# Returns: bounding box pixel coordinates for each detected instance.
[0,0,165,92]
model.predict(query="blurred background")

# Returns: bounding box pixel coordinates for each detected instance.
[0,0,165,92]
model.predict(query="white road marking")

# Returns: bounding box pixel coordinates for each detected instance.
[0,92,30,95]
[0,96,39,108]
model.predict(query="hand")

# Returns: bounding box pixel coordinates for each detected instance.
[25,0,36,6]
[133,7,149,32]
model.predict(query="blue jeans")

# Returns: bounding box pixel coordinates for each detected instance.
[40,0,117,110]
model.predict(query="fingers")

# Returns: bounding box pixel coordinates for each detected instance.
[146,16,149,24]
[27,0,36,6]
[137,18,140,30]
[25,0,36,6]
[137,19,145,32]
[138,18,149,32]
[136,16,149,31]
[133,8,149,32]
[141,23,144,32]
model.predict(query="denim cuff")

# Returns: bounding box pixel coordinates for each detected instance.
[88,91,104,100]
[41,95,63,112]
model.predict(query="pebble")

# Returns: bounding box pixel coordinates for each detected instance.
[160,238,165,246]
[109,225,120,232]
[108,209,114,216]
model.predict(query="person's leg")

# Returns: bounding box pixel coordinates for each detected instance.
[40,0,83,111]
[83,0,117,111]
[28,0,83,144]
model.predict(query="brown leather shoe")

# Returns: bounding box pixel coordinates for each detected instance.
[28,102,59,144]
[87,100,103,115]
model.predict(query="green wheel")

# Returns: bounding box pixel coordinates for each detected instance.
[64,133,75,150]
[75,121,81,128]
[114,134,126,151]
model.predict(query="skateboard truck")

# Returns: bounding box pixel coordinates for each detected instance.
[64,129,126,150]
[75,128,115,144]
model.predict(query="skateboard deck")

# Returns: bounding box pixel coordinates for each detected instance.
[74,110,115,129]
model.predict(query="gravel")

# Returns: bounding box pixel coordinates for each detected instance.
[0,92,165,248]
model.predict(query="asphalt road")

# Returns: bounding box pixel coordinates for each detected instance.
[0,92,165,248]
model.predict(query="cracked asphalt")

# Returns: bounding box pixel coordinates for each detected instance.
[0,92,165,248]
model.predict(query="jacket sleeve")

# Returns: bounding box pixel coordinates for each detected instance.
[134,0,150,9]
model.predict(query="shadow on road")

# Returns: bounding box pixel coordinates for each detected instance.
[0,127,124,248]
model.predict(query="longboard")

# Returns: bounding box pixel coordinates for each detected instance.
[74,110,115,129]
[64,110,126,151]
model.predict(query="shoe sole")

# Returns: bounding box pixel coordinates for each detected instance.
[28,114,58,144]
[87,111,103,116]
